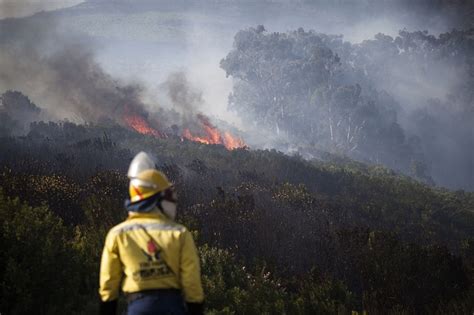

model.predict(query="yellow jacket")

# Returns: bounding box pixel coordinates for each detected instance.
[99,211,204,303]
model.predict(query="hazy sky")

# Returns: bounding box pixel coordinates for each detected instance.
[0,0,83,19]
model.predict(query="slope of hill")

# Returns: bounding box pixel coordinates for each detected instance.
[0,120,472,314]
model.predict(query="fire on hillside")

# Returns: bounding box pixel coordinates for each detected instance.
[182,114,245,150]
[122,109,246,150]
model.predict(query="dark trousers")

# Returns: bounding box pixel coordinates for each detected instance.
[126,289,186,315]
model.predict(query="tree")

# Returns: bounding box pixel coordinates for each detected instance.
[221,27,419,174]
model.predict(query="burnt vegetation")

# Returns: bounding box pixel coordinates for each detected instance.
[0,110,473,314]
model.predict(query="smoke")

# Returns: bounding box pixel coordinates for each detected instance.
[220,24,474,190]
[181,23,241,127]
[157,71,245,146]
[0,1,246,151]
[1,1,472,189]
[0,6,152,126]
[163,72,203,117]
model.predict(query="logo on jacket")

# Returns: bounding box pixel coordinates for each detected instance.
[133,239,174,281]
[142,240,161,261]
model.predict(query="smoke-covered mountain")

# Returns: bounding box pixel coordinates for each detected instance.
[221,27,474,189]
[0,0,472,190]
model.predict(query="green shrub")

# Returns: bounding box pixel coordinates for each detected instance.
[0,188,85,314]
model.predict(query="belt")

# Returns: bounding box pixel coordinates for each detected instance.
[126,288,182,304]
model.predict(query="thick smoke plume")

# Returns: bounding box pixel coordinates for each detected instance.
[158,72,246,149]
[0,8,152,127]
[163,72,203,126]
[0,8,246,150]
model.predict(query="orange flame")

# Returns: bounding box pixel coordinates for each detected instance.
[182,114,246,150]
[223,131,246,150]
[122,106,245,150]
[123,113,161,137]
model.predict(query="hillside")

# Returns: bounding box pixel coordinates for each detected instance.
[0,119,473,314]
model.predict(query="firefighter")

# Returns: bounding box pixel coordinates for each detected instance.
[99,152,204,315]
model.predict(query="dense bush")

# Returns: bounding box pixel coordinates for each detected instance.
[0,123,472,314]
[0,189,85,314]
[0,187,357,314]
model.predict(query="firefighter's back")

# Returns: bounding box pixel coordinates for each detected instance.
[99,152,204,315]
